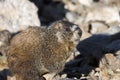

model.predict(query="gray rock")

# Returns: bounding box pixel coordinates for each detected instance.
[66,12,77,22]
[0,0,40,33]
[102,26,120,35]
[89,21,109,34]
[85,7,120,24]
[60,78,80,80]
[104,53,120,70]
[0,30,11,56]
[100,0,120,5]
[78,0,93,7]
[115,51,120,58]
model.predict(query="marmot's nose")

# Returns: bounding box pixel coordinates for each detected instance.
[71,25,78,31]
[78,31,82,36]
[75,27,80,31]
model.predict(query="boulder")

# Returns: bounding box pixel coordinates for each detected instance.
[0,0,40,33]
[85,7,120,24]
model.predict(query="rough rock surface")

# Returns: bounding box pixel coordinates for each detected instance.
[85,7,120,24]
[0,0,40,33]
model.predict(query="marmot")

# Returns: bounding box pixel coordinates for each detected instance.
[7,20,82,80]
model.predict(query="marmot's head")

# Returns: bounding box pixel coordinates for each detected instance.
[49,20,82,45]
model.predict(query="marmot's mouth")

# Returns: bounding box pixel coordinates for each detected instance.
[72,39,80,45]
[74,39,80,43]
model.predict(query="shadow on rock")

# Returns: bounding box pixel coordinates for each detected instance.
[0,69,12,80]
[30,0,66,25]
[62,32,120,79]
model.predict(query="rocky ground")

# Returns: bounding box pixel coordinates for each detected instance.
[0,0,120,80]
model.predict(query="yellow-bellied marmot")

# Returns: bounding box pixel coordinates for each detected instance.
[7,20,82,80]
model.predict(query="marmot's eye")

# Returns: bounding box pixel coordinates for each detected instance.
[0,52,3,56]
[65,28,71,32]
[78,32,82,36]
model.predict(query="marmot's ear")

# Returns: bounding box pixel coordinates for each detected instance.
[55,32,64,43]
[54,22,63,30]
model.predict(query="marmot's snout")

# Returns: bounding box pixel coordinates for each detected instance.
[70,25,82,45]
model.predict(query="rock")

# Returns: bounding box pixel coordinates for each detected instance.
[78,0,93,7]
[100,0,120,5]
[110,74,120,80]
[75,16,87,27]
[66,12,78,22]
[99,68,111,80]
[115,50,120,58]
[102,26,120,35]
[0,56,8,70]
[85,6,120,24]
[43,73,61,80]
[0,0,40,33]
[80,27,92,40]
[63,0,78,12]
[105,53,116,65]
[100,53,120,80]
[7,76,16,80]
[63,0,85,13]
[0,30,11,56]
[0,30,11,79]
[89,21,109,34]
[60,78,80,80]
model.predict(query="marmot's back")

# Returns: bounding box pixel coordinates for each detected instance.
[8,27,46,80]
[7,20,82,80]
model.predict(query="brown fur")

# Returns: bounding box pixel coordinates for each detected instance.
[7,20,82,80]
